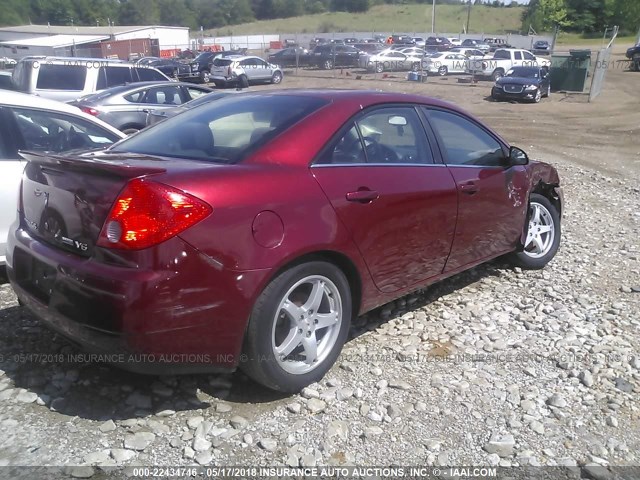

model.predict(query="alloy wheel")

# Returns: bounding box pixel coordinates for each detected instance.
[523,202,555,258]
[271,275,343,375]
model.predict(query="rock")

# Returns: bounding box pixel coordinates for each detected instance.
[195,451,213,465]
[193,437,212,452]
[83,451,109,464]
[15,391,38,404]
[229,415,248,429]
[187,416,205,429]
[364,426,384,438]
[388,379,411,390]
[155,409,175,417]
[582,465,614,480]
[123,432,156,451]
[327,420,349,441]
[69,466,95,478]
[614,377,633,393]
[483,434,515,458]
[183,446,195,459]
[580,370,595,387]
[286,403,301,414]
[336,388,354,401]
[258,438,277,452]
[99,420,117,433]
[306,398,327,414]
[606,416,618,428]
[110,449,136,463]
[546,393,568,408]
[301,387,320,399]
[215,403,232,413]
[531,420,545,434]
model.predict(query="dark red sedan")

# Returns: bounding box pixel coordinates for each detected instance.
[7,90,563,392]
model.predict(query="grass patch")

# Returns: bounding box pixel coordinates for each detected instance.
[556,32,636,47]
[205,4,525,36]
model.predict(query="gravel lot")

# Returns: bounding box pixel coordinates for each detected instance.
[0,45,638,477]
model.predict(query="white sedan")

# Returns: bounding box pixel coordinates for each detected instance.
[423,52,471,75]
[365,50,425,73]
[0,91,125,265]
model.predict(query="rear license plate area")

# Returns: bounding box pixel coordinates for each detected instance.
[14,249,57,303]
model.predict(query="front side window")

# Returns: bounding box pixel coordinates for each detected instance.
[10,107,121,153]
[319,107,432,165]
[426,109,504,167]
[36,65,86,91]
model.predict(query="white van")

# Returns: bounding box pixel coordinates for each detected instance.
[11,57,170,102]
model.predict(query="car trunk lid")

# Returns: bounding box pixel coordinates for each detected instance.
[19,151,168,257]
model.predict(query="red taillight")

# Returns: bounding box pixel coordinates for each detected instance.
[97,179,212,250]
[80,106,100,116]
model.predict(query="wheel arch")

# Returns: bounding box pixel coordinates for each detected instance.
[259,249,363,322]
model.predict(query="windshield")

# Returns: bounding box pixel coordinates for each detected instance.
[193,53,212,63]
[110,94,328,164]
[507,67,540,78]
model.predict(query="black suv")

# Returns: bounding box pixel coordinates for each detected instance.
[626,43,640,71]
[182,51,244,83]
[310,44,360,69]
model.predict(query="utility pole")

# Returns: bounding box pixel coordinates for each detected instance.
[466,1,472,34]
[431,0,436,35]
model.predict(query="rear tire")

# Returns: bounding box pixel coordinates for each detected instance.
[238,74,249,88]
[241,261,352,392]
[438,66,448,76]
[323,59,334,70]
[509,193,560,269]
[122,127,142,135]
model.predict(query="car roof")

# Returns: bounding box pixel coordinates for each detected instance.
[0,90,125,137]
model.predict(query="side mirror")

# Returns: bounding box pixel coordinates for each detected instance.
[509,146,529,166]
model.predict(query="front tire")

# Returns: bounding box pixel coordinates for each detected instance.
[533,89,542,103]
[492,69,504,81]
[271,71,283,84]
[509,193,560,269]
[200,70,211,84]
[438,66,448,76]
[241,261,352,392]
[323,59,334,70]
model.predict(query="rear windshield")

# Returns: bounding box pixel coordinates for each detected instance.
[110,94,329,164]
[36,64,86,90]
[213,58,233,67]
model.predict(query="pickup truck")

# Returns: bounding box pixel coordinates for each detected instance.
[467,48,551,81]
[626,43,640,71]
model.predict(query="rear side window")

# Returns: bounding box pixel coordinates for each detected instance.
[97,66,133,90]
[36,65,86,90]
[111,95,329,164]
[494,50,510,60]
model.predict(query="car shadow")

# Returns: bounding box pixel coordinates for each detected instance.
[0,259,510,421]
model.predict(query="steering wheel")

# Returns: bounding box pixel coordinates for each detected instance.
[362,136,397,163]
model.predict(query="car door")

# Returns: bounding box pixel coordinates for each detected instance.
[0,108,24,263]
[253,58,272,81]
[312,106,458,293]
[424,107,529,272]
[239,58,258,82]
[451,54,467,72]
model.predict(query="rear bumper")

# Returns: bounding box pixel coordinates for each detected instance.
[7,226,272,373]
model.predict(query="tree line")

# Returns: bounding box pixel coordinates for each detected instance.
[523,0,640,34]
[1,0,521,31]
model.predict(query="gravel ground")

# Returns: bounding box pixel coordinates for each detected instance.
[0,47,639,478]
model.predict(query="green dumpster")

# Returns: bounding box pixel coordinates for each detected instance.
[549,49,591,92]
